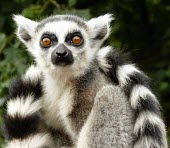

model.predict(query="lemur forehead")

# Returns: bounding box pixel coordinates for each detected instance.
[36,15,88,32]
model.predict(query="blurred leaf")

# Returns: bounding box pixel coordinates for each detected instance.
[69,0,77,7]
[0,33,6,53]
[153,0,161,5]
[166,68,170,77]
[22,5,42,18]
[55,8,91,19]
[159,82,169,91]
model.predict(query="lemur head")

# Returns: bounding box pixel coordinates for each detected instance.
[14,14,113,77]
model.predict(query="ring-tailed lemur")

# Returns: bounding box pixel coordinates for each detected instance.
[4,14,167,148]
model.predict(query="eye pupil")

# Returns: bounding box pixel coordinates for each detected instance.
[42,37,51,47]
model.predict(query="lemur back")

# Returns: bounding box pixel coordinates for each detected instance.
[4,14,167,148]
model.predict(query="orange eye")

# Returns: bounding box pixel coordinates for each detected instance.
[41,37,51,47]
[71,36,82,45]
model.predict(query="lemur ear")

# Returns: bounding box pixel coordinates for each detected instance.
[13,15,38,44]
[87,14,114,41]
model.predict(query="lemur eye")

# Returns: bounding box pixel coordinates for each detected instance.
[71,36,82,46]
[41,37,51,47]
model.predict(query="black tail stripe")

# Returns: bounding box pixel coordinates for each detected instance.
[100,49,165,147]
[8,77,42,100]
[100,50,129,84]
[5,114,40,139]
[135,121,163,146]
[123,71,150,98]
[135,96,161,116]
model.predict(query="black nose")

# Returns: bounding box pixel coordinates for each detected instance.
[51,44,74,66]
[55,50,68,58]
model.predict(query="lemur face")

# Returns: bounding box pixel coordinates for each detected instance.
[14,14,113,76]
[36,19,90,68]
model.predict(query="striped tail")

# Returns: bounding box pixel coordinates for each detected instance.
[4,65,55,148]
[97,46,168,148]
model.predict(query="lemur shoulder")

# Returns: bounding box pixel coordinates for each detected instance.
[5,14,167,148]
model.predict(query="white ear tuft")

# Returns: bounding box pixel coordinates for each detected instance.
[87,13,114,41]
[13,15,38,43]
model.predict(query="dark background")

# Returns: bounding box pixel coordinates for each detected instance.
[0,0,170,146]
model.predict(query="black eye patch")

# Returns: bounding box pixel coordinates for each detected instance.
[41,33,58,42]
[40,32,58,48]
[65,31,84,46]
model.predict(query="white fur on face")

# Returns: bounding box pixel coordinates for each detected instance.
[32,21,97,78]
[14,14,113,78]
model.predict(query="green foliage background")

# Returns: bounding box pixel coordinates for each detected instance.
[0,0,170,146]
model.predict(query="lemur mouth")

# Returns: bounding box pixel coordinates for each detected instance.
[52,59,74,66]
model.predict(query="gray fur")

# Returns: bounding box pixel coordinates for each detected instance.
[76,85,135,148]
[68,63,106,132]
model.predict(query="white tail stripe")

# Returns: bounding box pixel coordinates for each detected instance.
[23,65,41,83]
[117,64,141,86]
[134,136,162,148]
[7,96,41,118]
[134,111,165,135]
[6,133,54,148]
[130,85,157,109]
